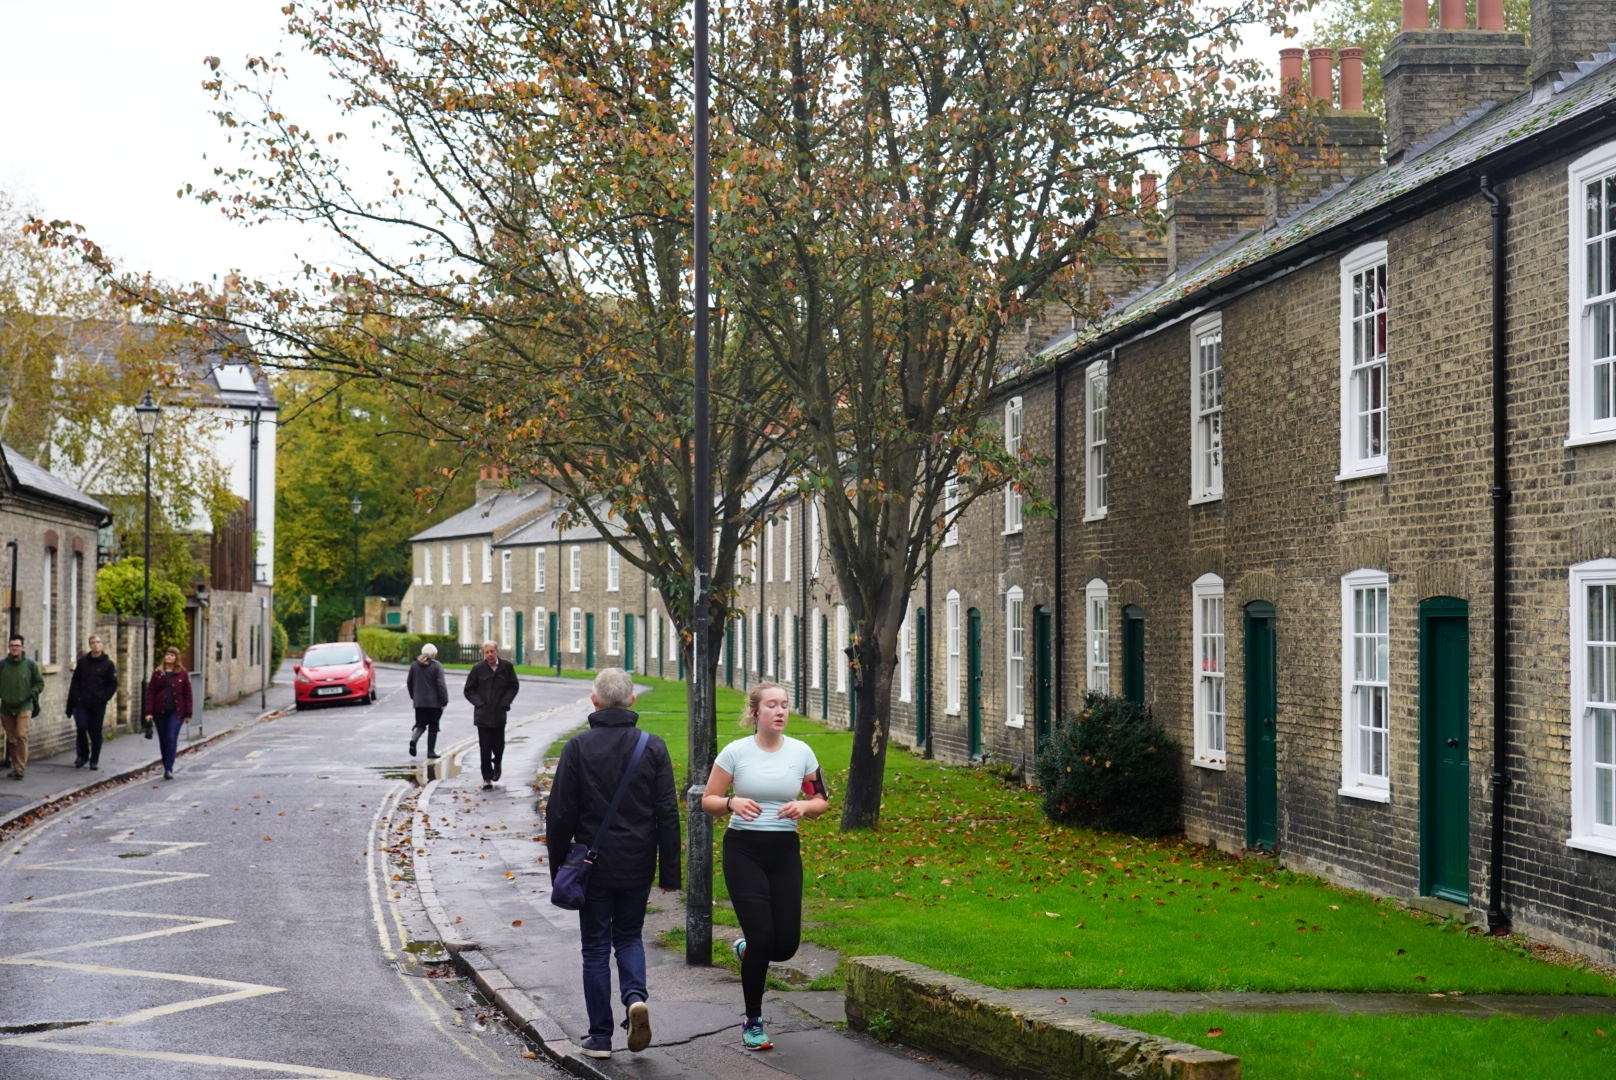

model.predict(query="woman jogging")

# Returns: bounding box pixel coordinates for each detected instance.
[406,642,449,759]
[143,647,193,780]
[701,682,829,1051]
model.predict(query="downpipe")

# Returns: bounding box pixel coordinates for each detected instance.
[1480,174,1512,936]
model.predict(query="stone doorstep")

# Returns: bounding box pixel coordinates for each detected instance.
[845,957,1240,1080]
[1402,895,1473,924]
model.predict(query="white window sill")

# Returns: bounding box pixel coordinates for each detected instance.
[942,540,959,549]
[1083,509,1108,523]
[1565,431,1616,448]
[1187,492,1223,507]
[1003,527,1024,537]
[1338,785,1391,803]
[607,588,620,593]
[1566,834,1616,858]
[1336,463,1388,482]
[944,708,961,716]
[1193,756,1226,771]
[1006,717,1025,728]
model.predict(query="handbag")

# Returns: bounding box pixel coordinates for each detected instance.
[552,729,650,910]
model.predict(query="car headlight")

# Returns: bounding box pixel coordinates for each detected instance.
[295,669,311,684]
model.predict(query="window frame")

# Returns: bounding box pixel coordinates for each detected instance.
[942,476,961,546]
[1191,573,1226,768]
[41,545,55,665]
[500,549,513,593]
[765,519,775,582]
[534,606,547,653]
[1338,241,1390,479]
[607,547,621,592]
[810,607,822,689]
[1003,397,1024,534]
[461,605,472,644]
[607,607,621,656]
[1567,142,1616,447]
[835,605,848,692]
[783,606,794,682]
[1340,568,1393,801]
[569,607,583,653]
[500,606,514,649]
[462,543,472,585]
[423,544,432,586]
[810,500,821,576]
[1189,313,1224,504]
[1005,586,1026,727]
[1085,578,1110,695]
[783,510,792,583]
[899,602,913,703]
[442,544,451,586]
[1084,361,1109,520]
[945,590,962,714]
[535,547,546,592]
[482,540,493,584]
[569,546,582,592]
[1571,559,1616,854]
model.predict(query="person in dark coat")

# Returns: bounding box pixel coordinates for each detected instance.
[143,647,193,780]
[545,668,680,1061]
[66,633,119,770]
[405,642,449,759]
[462,641,518,787]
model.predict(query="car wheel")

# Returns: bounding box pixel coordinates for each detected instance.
[295,701,307,712]
[369,684,378,703]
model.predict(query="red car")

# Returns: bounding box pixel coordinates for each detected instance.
[293,643,377,710]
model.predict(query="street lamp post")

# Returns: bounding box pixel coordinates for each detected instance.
[134,392,162,718]
[350,495,362,639]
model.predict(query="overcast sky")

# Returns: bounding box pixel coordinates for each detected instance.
[0,1,1314,290]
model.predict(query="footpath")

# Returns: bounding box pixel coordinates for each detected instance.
[0,679,295,832]
[412,695,994,1080]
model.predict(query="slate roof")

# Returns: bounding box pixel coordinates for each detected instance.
[408,486,553,543]
[0,443,110,518]
[40,318,277,410]
[1040,52,1616,364]
[495,505,630,547]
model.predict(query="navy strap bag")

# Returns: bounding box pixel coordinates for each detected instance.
[551,730,650,910]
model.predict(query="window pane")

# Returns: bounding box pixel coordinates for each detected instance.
[1595,708,1616,826]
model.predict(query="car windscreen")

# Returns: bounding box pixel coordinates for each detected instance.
[304,646,362,667]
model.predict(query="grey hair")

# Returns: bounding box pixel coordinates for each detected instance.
[482,640,499,651]
[593,667,636,708]
[419,642,438,658]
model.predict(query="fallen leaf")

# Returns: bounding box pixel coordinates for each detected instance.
[263,836,272,841]
[521,1051,538,1059]
[512,919,523,927]
[1206,1028,1223,1038]
[1057,997,1068,1004]
[506,872,515,879]
[1596,1028,1607,1038]
[1328,904,1339,910]
[1044,911,1060,918]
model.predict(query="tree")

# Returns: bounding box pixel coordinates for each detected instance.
[272,369,475,644]
[727,0,1314,828]
[97,558,188,654]
[1310,0,1530,116]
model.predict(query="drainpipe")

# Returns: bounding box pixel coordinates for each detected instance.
[1480,174,1512,936]
[1053,359,1066,725]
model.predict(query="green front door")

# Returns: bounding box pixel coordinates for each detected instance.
[1122,605,1146,705]
[515,610,525,667]
[585,613,596,669]
[1244,602,1278,851]
[915,607,929,747]
[967,608,983,759]
[624,612,635,672]
[1420,599,1471,904]
[549,611,559,671]
[1033,606,1053,752]
[820,613,829,719]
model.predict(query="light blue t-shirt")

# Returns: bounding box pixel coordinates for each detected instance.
[715,734,820,832]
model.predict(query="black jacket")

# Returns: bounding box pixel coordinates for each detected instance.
[462,659,519,727]
[406,658,449,709]
[67,652,119,712]
[546,707,681,891]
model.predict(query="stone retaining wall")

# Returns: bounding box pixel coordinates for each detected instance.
[844,957,1239,1080]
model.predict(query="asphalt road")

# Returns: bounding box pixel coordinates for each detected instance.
[0,662,587,1080]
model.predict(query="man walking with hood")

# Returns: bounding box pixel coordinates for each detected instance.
[462,640,518,788]
[546,668,680,1060]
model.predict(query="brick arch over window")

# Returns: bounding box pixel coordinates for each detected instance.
[43,530,58,549]
[1573,518,1616,564]
[1233,570,1284,608]
[1113,580,1149,611]
[70,535,84,554]
[1414,561,1470,603]
[1081,555,1110,584]
[1339,534,1389,576]
[1189,552,1226,582]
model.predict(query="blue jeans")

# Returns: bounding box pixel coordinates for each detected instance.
[579,883,651,1040]
[154,712,184,772]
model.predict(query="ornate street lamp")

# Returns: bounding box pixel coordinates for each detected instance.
[350,495,363,636]
[134,392,162,721]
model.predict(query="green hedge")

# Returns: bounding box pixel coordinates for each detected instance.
[270,619,287,675]
[356,625,458,663]
[1033,692,1182,837]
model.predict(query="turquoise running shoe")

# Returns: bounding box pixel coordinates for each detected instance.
[732,937,747,963]
[741,1019,772,1051]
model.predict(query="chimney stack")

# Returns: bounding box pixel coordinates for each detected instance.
[1382,3,1529,163]
[1266,46,1384,227]
[1530,1,1616,92]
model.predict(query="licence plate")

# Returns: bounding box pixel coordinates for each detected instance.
[315,686,346,696]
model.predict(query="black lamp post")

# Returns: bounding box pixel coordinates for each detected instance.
[134,392,162,692]
[350,495,362,637]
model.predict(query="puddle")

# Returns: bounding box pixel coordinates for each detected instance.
[403,940,448,958]
[371,759,463,786]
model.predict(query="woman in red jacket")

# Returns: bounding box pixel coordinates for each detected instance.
[144,647,193,780]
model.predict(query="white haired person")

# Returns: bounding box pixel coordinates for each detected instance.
[701,682,829,1051]
[406,642,449,759]
[462,641,519,788]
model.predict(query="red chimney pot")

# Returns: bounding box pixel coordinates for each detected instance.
[1401,0,1429,30]
[1339,48,1365,111]
[1439,0,1466,30]
[1477,0,1504,31]
[1308,48,1335,105]
[1279,47,1304,95]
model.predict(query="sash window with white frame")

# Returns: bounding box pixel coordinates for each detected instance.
[482,541,493,583]
[810,608,822,689]
[500,550,512,593]
[899,603,913,703]
[1340,569,1391,800]
[534,607,547,652]
[462,543,472,584]
[1190,315,1223,502]
[423,545,432,585]
[1085,363,1109,519]
[1569,144,1616,446]
[1571,560,1616,854]
[943,477,961,546]
[461,605,472,644]
[569,607,582,653]
[607,608,621,655]
[500,607,513,649]
[442,544,451,585]
[766,519,775,582]
[569,546,582,591]
[41,546,54,665]
[835,606,848,691]
[1006,586,1025,726]
[783,607,794,681]
[1340,241,1389,477]
[945,591,962,714]
[1192,574,1225,766]
[1003,397,1024,533]
[481,610,493,644]
[535,547,546,591]
[1086,578,1110,695]
[425,605,435,634]
[810,500,821,576]
[765,607,776,676]
[751,607,760,672]
[783,510,792,582]
[607,548,621,591]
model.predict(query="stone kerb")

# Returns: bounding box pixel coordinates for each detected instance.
[845,956,1239,1080]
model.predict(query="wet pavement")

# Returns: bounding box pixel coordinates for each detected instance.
[0,662,581,1079]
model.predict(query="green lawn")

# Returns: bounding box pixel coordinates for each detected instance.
[1104,1011,1616,1080]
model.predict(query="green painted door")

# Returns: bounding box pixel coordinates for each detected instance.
[1122,605,1146,705]
[515,610,525,667]
[548,611,559,671]
[915,608,929,746]
[1420,599,1471,904]
[625,613,635,672]
[585,613,596,669]
[967,608,983,759]
[726,623,735,687]
[1244,602,1278,851]
[1033,606,1053,752]
[820,613,829,719]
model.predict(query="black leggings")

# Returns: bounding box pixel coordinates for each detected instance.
[722,829,802,1019]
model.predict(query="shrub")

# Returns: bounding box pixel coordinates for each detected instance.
[270,619,287,675]
[356,626,456,663]
[96,557,189,655]
[1034,692,1182,837]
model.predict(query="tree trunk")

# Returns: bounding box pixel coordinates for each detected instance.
[840,633,897,830]
[682,608,725,792]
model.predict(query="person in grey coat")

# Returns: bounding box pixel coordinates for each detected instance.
[406,642,449,759]
[463,641,519,788]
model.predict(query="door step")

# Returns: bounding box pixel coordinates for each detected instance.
[1405,895,1473,923]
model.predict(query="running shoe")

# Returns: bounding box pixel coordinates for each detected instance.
[732,937,747,963]
[741,1019,772,1051]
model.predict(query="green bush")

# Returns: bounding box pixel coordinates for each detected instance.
[270,619,287,675]
[356,626,456,663]
[1034,692,1182,837]
[96,557,189,654]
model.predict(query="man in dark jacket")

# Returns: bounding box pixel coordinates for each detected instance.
[462,640,519,787]
[546,667,680,1060]
[0,634,45,780]
[67,633,119,770]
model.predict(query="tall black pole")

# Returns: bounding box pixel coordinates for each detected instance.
[351,504,361,636]
[142,439,153,715]
[686,0,714,967]
[5,538,18,643]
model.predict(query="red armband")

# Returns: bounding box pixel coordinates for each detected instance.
[801,768,830,801]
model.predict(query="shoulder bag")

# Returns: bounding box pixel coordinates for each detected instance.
[551,729,650,910]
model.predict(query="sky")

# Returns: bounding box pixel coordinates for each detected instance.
[0,1,1318,291]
